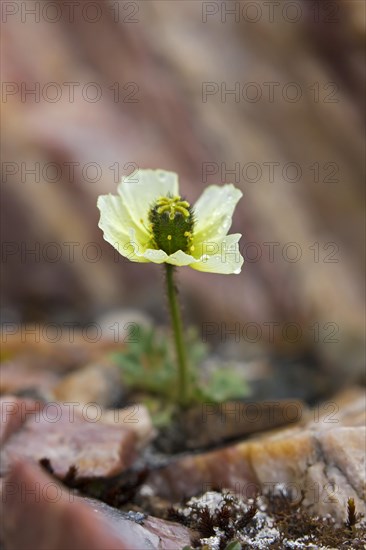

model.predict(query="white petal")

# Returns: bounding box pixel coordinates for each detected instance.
[141,249,168,264]
[98,193,149,241]
[97,195,149,263]
[166,250,198,267]
[192,184,243,244]
[117,169,179,234]
[140,248,197,267]
[190,233,244,274]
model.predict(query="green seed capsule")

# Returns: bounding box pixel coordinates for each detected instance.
[149,195,195,255]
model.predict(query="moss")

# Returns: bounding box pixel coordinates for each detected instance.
[169,492,258,550]
[267,491,365,548]
[172,490,366,550]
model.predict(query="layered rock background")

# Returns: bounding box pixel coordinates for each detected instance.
[1,0,365,382]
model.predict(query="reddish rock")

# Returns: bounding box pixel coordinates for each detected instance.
[100,404,156,449]
[82,498,193,549]
[144,437,258,502]
[57,403,156,449]
[0,396,43,444]
[1,404,136,478]
[180,399,306,449]
[141,515,194,549]
[52,359,124,408]
[0,360,59,397]
[0,460,193,550]
[0,461,128,550]
[1,331,124,377]
[142,391,366,524]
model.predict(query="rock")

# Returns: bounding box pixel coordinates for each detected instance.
[0,404,136,478]
[0,460,193,550]
[179,399,306,449]
[305,428,366,518]
[1,329,121,374]
[52,359,124,408]
[64,403,155,450]
[0,461,129,550]
[0,396,42,444]
[82,498,193,550]
[0,360,59,398]
[305,387,366,430]
[100,405,156,449]
[142,389,366,524]
[141,515,193,549]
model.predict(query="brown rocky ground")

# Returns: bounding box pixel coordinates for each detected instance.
[0,334,365,549]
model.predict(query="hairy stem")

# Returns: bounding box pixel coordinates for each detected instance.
[165,264,189,407]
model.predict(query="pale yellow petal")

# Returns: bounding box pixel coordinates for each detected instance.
[192,184,242,245]
[142,249,169,264]
[117,169,179,234]
[97,196,149,263]
[190,233,244,274]
[140,248,197,267]
[166,250,197,267]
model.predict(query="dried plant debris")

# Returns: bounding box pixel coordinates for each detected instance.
[345,497,363,532]
[174,488,366,550]
[38,457,149,510]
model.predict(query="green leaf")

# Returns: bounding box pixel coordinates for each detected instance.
[202,367,249,402]
[225,541,242,550]
[110,324,250,415]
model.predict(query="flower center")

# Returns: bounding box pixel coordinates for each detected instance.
[149,195,195,255]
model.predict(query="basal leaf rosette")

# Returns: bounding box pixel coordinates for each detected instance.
[97,169,244,274]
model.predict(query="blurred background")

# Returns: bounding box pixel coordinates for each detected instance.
[1,0,365,396]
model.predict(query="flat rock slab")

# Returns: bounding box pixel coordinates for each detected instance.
[1,331,121,373]
[100,404,156,448]
[83,499,193,550]
[143,390,366,524]
[0,333,126,401]
[51,359,125,408]
[0,401,136,478]
[0,460,192,550]
[179,399,306,449]
[0,361,60,398]
[0,396,43,445]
